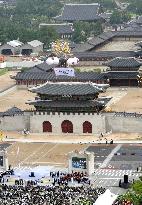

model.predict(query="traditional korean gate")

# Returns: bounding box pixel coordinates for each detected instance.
[61,120,73,133]
[43,121,52,132]
[83,121,92,133]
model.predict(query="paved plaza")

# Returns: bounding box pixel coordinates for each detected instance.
[0,142,142,195]
[87,144,142,194]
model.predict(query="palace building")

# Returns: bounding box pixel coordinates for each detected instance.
[26,82,106,134]
[105,57,141,86]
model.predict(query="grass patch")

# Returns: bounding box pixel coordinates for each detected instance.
[0,68,9,76]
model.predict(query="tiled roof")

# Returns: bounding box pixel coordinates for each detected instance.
[30,82,102,95]
[56,24,73,34]
[0,107,23,117]
[73,28,142,52]
[28,100,104,108]
[55,3,101,21]
[105,57,141,68]
[106,71,138,79]
[72,32,116,52]
[25,62,55,73]
[40,24,74,34]
[72,43,95,52]
[74,51,135,58]
[88,32,115,46]
[15,70,105,81]
[87,37,105,47]
[116,31,142,37]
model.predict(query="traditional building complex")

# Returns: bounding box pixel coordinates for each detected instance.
[14,57,141,87]
[14,62,107,87]
[55,3,104,23]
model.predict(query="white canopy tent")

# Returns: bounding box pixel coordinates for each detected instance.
[94,189,118,205]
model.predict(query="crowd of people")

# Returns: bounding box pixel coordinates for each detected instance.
[0,170,107,205]
[50,171,90,185]
[0,184,106,205]
[0,170,135,205]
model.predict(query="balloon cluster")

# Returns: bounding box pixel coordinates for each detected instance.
[51,40,71,58]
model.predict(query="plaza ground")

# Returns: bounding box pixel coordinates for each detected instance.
[0,86,142,113]
[2,141,142,195]
[0,88,35,112]
[101,87,142,113]
[3,131,142,144]
[0,71,17,92]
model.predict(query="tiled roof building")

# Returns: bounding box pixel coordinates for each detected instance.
[55,3,103,22]
[28,82,105,113]
[39,23,74,39]
[105,57,141,70]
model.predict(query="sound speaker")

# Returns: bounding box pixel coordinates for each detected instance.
[29,172,35,177]
[124,175,128,183]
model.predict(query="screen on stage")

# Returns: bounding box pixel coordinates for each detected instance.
[72,157,87,169]
[0,156,3,166]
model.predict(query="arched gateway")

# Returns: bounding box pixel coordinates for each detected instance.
[83,121,92,133]
[61,120,73,133]
[43,121,52,132]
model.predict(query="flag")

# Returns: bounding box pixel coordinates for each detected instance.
[54,67,75,77]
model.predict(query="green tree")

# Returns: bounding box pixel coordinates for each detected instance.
[72,22,88,43]
[15,0,62,17]
[127,0,142,15]
[38,26,59,48]
[110,10,122,24]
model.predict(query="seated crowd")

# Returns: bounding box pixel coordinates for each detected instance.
[0,184,106,205]
[0,171,106,205]
[0,170,135,205]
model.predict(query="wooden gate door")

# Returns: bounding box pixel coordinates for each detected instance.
[43,121,52,132]
[83,121,92,133]
[61,120,73,133]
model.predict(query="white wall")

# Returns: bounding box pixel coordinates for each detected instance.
[0,115,30,131]
[105,113,142,133]
[30,112,106,134]
[1,111,142,134]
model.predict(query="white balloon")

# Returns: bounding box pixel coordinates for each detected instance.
[67,58,74,65]
[67,57,79,66]
[73,57,79,65]
[46,57,54,65]
[53,57,59,65]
